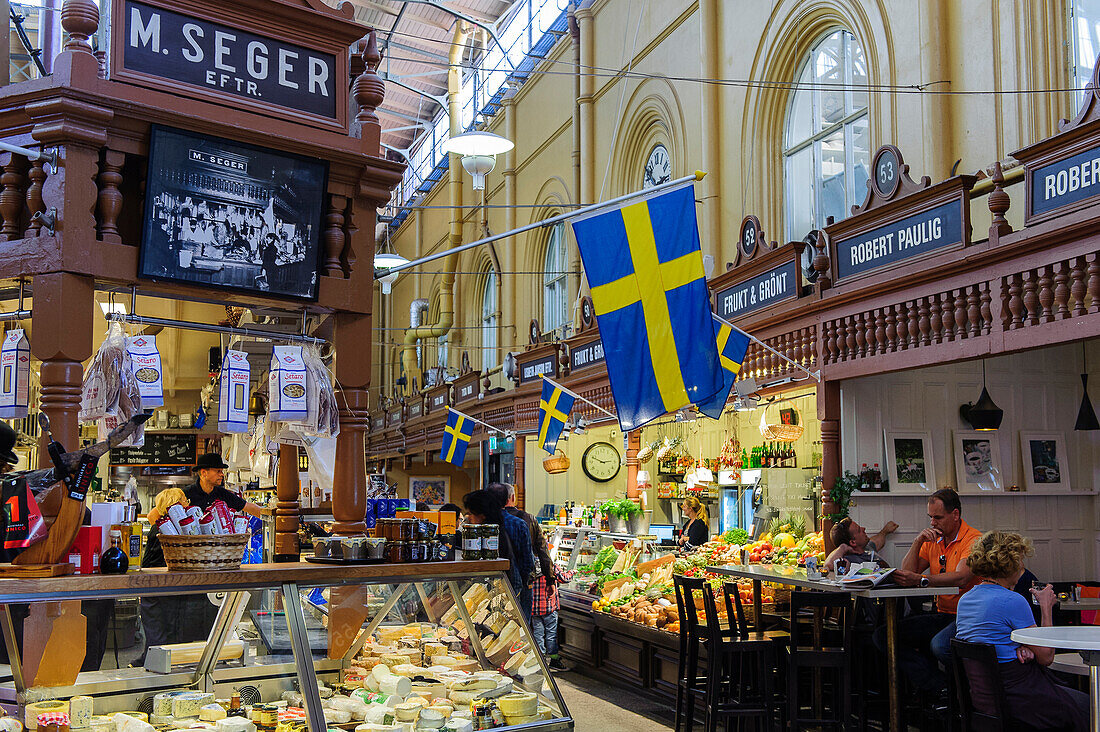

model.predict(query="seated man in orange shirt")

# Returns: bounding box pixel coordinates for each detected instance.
[875,489,981,695]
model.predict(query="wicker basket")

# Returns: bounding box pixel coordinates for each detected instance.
[542,449,570,474]
[759,402,805,441]
[160,533,250,571]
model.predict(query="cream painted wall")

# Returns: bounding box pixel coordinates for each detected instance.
[377,0,1079,399]
[842,341,1100,581]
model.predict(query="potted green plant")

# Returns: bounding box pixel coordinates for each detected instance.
[827,470,861,521]
[606,497,640,533]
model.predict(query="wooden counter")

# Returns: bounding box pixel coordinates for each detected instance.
[0,560,510,601]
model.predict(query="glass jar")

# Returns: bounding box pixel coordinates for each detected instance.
[462,525,483,560]
[398,541,412,563]
[413,541,429,562]
[386,540,402,563]
[399,518,415,541]
[482,525,500,560]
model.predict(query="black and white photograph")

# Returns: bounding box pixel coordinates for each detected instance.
[139,125,328,300]
[953,430,1003,492]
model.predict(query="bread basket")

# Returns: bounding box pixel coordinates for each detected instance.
[542,449,570,474]
[759,402,804,441]
[160,533,250,571]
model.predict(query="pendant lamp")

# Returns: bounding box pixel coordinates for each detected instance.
[959,360,1003,431]
[1075,344,1099,431]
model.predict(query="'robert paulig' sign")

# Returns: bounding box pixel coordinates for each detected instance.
[833,200,963,281]
[1029,143,1100,218]
[715,259,798,319]
[122,0,337,120]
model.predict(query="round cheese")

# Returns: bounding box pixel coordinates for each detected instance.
[496,692,537,718]
[25,701,68,729]
[198,707,226,723]
[393,704,419,723]
[414,709,443,730]
[442,719,472,732]
[379,675,411,699]
[503,714,539,726]
[408,683,445,700]
[0,718,21,732]
[372,665,395,683]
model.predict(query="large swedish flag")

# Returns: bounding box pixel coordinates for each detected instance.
[572,182,723,431]
[696,315,752,419]
[440,407,473,465]
[537,377,575,454]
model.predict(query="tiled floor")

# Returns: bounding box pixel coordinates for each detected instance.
[552,669,673,731]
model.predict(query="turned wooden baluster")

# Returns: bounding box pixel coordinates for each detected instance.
[1005,274,1022,329]
[24,158,45,238]
[1054,261,1071,319]
[1022,270,1040,325]
[980,282,992,335]
[1038,265,1055,323]
[813,233,832,292]
[792,328,803,366]
[954,289,969,339]
[864,312,877,357]
[988,161,1012,241]
[853,313,867,358]
[845,316,858,360]
[1072,256,1088,317]
[941,291,956,341]
[323,194,347,277]
[918,297,931,346]
[61,0,98,55]
[0,154,25,241]
[821,321,834,364]
[833,319,846,361]
[871,308,884,355]
[928,295,943,344]
[908,300,921,348]
[1089,254,1100,314]
[341,199,358,276]
[96,150,124,244]
[884,304,898,351]
[808,326,818,366]
[967,286,981,337]
[353,31,385,127]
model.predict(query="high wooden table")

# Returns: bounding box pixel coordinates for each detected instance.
[1011,626,1100,732]
[708,563,956,732]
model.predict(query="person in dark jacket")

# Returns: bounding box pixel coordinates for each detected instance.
[462,489,535,618]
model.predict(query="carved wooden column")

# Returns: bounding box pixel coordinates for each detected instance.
[513,436,525,511]
[0,153,26,240]
[817,380,841,553]
[323,194,347,277]
[625,429,641,499]
[274,445,300,562]
[96,149,124,244]
[32,273,94,462]
[332,312,371,535]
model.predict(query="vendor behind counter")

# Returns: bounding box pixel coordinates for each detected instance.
[138,453,262,664]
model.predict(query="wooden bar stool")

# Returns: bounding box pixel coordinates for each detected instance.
[786,590,853,731]
[674,572,711,732]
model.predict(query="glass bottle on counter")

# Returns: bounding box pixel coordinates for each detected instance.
[101,530,128,574]
[872,463,882,491]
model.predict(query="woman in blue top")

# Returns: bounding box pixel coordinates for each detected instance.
[955,531,1087,731]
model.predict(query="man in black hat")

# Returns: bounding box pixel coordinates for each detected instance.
[185,453,263,517]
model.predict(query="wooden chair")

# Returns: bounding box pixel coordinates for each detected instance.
[786,591,852,731]
[673,573,709,732]
[950,639,1030,732]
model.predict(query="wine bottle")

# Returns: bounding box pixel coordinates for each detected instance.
[860,464,870,491]
[101,530,128,575]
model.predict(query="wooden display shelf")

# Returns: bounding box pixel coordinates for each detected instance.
[0,560,510,602]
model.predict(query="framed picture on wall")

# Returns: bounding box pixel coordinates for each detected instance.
[952,430,1004,492]
[1020,432,1070,492]
[410,476,450,506]
[883,430,935,492]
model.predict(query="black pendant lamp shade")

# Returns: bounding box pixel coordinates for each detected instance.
[960,361,1003,431]
[1076,373,1100,431]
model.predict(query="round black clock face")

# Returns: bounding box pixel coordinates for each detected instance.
[529,319,541,345]
[580,297,594,328]
[582,441,621,482]
[643,144,672,189]
[873,146,902,199]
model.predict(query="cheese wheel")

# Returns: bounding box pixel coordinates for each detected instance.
[89,716,115,732]
[392,703,419,723]
[444,691,480,707]
[442,719,472,732]
[476,680,513,700]
[426,706,451,718]
[446,678,495,692]
[408,683,445,700]
[496,693,537,718]
[390,664,422,678]
[372,665,395,683]
[111,714,152,732]
[149,717,173,727]
[213,719,256,732]
[68,696,93,729]
[428,656,457,668]
[536,706,557,720]
[26,702,68,729]
[503,714,539,726]
[379,675,411,699]
[449,660,479,673]
[414,709,443,730]
[0,719,21,732]
[321,709,351,725]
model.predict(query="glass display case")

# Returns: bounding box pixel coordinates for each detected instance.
[0,561,572,732]
[546,526,676,603]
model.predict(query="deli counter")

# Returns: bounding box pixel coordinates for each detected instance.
[0,562,571,732]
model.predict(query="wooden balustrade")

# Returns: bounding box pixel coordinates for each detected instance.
[1001,251,1100,329]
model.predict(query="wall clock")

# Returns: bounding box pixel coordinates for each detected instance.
[643,144,671,189]
[582,441,621,482]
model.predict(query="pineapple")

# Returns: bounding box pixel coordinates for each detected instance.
[790,514,806,539]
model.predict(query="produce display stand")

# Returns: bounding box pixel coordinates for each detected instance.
[0,561,574,732]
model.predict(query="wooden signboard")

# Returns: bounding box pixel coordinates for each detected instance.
[568,333,605,374]
[425,384,450,415]
[518,344,559,384]
[109,0,363,131]
[452,372,480,404]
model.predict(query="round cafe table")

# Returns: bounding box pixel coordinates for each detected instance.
[1011,626,1100,732]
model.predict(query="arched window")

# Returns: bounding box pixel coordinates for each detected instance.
[543,223,568,335]
[481,267,498,370]
[783,30,870,240]
[1073,0,1100,105]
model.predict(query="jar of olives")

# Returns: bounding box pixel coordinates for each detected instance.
[462,525,483,560]
[481,525,500,560]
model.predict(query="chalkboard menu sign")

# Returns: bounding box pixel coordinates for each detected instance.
[111,433,198,466]
[140,465,192,477]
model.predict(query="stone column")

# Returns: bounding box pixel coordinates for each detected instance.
[274,445,300,561]
[32,273,94,462]
[332,312,371,535]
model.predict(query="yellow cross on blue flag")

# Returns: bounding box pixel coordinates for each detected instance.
[696,315,752,419]
[440,407,474,465]
[571,182,723,431]
[537,377,576,454]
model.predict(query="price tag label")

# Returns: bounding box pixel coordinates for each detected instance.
[635,534,658,542]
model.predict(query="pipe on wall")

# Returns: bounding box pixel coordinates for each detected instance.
[401,24,468,391]
[700,0,722,266]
